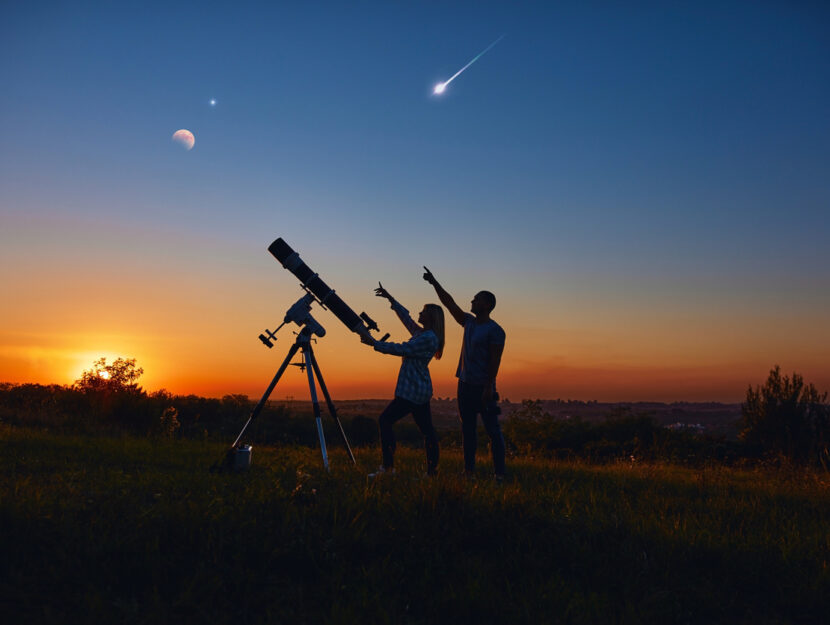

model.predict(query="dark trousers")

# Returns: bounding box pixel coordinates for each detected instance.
[378,397,439,474]
[458,380,506,476]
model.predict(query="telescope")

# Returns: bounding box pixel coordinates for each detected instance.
[215,237,389,473]
[268,237,388,341]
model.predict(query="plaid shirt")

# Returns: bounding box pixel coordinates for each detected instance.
[373,300,438,404]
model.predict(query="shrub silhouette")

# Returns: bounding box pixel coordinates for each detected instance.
[74,357,144,394]
[71,357,154,430]
[157,406,181,438]
[740,365,829,464]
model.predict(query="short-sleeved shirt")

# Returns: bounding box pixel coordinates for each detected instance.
[456,314,506,386]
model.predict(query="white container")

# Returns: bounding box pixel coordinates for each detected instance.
[234,444,252,471]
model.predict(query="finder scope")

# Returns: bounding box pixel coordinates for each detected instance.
[269,238,383,338]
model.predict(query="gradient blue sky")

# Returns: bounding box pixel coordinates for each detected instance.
[2,1,829,401]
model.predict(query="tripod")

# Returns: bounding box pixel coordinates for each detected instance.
[229,325,355,470]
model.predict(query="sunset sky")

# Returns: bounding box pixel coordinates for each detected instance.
[2,2,829,402]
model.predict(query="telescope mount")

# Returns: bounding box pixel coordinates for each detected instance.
[226,294,356,471]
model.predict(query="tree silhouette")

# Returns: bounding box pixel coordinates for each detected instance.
[74,357,144,394]
[740,365,829,463]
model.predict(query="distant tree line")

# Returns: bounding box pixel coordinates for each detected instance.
[503,365,829,467]
[0,358,385,446]
[1,359,827,467]
[503,401,741,465]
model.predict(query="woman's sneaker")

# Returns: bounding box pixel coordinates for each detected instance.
[368,466,394,480]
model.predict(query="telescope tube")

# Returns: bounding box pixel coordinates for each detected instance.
[268,238,365,333]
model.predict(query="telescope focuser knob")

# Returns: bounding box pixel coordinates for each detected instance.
[259,332,275,348]
[379,333,390,342]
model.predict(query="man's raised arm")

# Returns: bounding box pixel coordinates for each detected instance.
[423,266,467,326]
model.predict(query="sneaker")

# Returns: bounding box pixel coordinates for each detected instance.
[494,474,506,485]
[368,466,394,479]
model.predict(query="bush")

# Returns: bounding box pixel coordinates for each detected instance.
[157,406,181,438]
[740,365,829,464]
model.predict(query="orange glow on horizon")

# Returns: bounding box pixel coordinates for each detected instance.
[3,333,830,404]
[2,233,829,404]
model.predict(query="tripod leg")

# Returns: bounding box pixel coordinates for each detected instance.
[307,346,356,464]
[301,342,329,471]
[230,341,302,449]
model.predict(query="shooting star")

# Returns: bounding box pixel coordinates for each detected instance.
[433,35,505,95]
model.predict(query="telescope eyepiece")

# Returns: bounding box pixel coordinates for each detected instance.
[360,312,379,332]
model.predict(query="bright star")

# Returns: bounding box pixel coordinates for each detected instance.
[209,99,216,106]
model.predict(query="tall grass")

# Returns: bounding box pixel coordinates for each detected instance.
[1,425,828,624]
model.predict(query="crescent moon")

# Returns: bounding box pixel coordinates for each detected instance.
[172,129,195,151]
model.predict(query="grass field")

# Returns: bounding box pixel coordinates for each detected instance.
[1,425,828,624]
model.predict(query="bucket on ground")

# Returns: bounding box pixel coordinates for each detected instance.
[234,444,252,471]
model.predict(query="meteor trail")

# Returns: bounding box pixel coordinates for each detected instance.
[434,35,505,95]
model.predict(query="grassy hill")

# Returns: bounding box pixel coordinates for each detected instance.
[1,425,828,624]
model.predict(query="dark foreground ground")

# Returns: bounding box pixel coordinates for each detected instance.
[1,426,828,624]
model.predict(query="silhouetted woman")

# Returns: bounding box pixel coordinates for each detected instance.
[359,282,444,475]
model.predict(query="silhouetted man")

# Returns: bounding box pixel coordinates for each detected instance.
[423,267,506,479]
